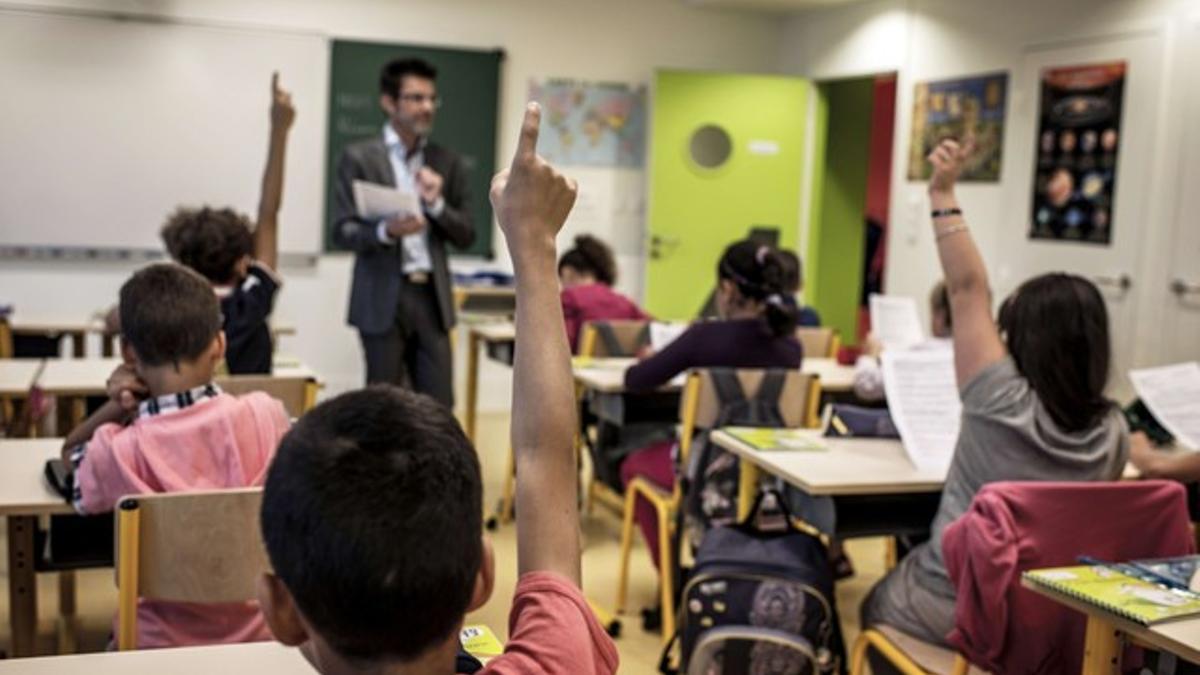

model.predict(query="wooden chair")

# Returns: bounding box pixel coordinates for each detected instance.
[115,488,268,650]
[796,326,840,359]
[850,626,976,675]
[215,374,317,418]
[578,319,652,359]
[613,368,822,644]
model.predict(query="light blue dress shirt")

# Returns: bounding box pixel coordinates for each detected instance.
[376,124,445,274]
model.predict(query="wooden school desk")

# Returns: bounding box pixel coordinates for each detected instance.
[710,428,946,539]
[0,438,76,657]
[463,321,516,443]
[453,285,516,317]
[1021,576,1200,670]
[6,316,297,359]
[0,640,309,673]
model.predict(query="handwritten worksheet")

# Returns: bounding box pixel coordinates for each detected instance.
[1130,362,1200,450]
[882,349,961,472]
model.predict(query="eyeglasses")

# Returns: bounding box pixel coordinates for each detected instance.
[398,93,442,108]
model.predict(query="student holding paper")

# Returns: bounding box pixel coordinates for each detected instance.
[860,138,1128,657]
[853,281,953,401]
[331,58,475,406]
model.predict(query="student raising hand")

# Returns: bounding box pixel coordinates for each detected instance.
[270,71,296,132]
[926,136,1005,387]
[490,102,583,583]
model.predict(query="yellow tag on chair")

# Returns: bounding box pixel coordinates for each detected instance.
[460,624,504,658]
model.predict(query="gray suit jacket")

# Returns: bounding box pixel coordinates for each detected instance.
[332,137,476,335]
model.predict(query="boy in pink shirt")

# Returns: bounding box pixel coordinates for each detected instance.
[256,103,619,674]
[61,263,290,648]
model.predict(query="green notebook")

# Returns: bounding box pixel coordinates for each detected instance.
[723,427,827,452]
[1025,565,1200,626]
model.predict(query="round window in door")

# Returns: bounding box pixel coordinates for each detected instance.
[689,124,732,170]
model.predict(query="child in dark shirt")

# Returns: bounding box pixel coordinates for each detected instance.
[161,73,294,374]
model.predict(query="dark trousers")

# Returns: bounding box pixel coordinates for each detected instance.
[359,280,454,407]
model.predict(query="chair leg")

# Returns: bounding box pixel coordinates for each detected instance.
[951,654,970,675]
[56,572,78,654]
[885,536,898,571]
[849,632,871,675]
[615,485,638,615]
[658,507,675,644]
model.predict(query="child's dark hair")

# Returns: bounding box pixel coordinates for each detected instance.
[998,272,1112,433]
[380,57,438,98]
[558,234,617,286]
[261,386,483,664]
[718,240,798,337]
[118,263,222,367]
[778,249,802,293]
[160,206,253,285]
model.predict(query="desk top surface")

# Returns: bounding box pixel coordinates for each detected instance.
[1021,577,1200,665]
[711,428,946,496]
[7,315,295,336]
[571,357,856,395]
[0,438,74,517]
[471,321,517,342]
[0,641,308,673]
[0,357,320,395]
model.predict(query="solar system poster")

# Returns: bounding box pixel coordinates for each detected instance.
[1030,61,1126,244]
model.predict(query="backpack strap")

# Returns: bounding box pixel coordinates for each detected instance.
[707,368,747,407]
[593,322,623,357]
[753,370,787,406]
[635,323,651,351]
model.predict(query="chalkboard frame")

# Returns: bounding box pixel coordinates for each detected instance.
[325,39,502,258]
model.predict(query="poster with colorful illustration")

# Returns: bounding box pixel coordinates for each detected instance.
[907,72,1008,182]
[527,79,647,168]
[1030,62,1126,244]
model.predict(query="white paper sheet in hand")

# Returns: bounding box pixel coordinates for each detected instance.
[650,322,689,352]
[881,349,961,472]
[870,294,926,350]
[352,180,419,220]
[1130,362,1200,450]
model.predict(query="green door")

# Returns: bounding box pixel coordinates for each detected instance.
[646,70,811,319]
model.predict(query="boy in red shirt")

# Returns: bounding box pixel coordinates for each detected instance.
[256,103,618,674]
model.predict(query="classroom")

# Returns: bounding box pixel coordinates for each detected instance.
[2,0,1200,672]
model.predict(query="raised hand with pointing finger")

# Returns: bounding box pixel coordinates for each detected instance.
[490,102,578,258]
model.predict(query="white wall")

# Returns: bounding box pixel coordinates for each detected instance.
[778,0,1199,375]
[0,0,784,409]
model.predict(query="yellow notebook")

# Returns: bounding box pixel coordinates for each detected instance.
[724,427,827,452]
[1024,565,1200,626]
[460,624,504,658]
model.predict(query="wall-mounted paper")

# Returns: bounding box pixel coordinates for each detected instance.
[869,294,926,350]
[882,349,961,472]
[1130,363,1200,450]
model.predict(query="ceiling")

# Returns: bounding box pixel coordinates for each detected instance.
[683,0,868,12]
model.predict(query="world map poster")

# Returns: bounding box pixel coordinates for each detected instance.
[528,79,647,168]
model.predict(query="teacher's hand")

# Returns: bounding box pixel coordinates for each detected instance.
[385,212,426,238]
[417,167,444,206]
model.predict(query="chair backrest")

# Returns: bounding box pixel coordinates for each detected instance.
[116,488,268,649]
[795,327,839,359]
[678,368,820,464]
[579,319,651,358]
[943,480,1195,674]
[215,374,314,418]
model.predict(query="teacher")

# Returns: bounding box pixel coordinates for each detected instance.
[332,57,475,406]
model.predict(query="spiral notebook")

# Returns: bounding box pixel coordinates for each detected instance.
[1024,565,1200,626]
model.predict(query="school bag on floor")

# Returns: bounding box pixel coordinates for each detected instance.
[681,368,788,552]
[662,490,846,675]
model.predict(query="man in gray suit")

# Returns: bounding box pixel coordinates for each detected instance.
[332,58,475,406]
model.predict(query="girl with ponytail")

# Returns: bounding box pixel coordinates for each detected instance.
[558,234,650,352]
[619,239,804,577]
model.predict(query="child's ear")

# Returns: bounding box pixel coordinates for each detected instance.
[119,339,138,367]
[466,536,496,612]
[257,573,309,647]
[211,331,227,364]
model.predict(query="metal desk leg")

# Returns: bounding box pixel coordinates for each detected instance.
[8,514,38,657]
[69,332,85,358]
[737,462,760,521]
[1081,615,1122,674]
[465,332,481,443]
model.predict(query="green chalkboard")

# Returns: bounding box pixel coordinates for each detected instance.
[325,39,502,257]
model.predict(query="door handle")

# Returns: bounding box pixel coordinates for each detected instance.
[1092,274,1132,292]
[1171,278,1200,297]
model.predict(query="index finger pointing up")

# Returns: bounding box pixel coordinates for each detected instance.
[514,102,541,165]
[271,70,280,94]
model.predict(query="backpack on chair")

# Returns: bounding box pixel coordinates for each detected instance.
[662,489,846,675]
[681,368,788,552]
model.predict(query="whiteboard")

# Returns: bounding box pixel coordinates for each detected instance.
[0,9,329,254]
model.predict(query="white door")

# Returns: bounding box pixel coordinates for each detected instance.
[994,31,1166,398]
[1161,20,1200,365]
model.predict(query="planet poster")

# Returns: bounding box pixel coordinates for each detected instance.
[1029,61,1126,245]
